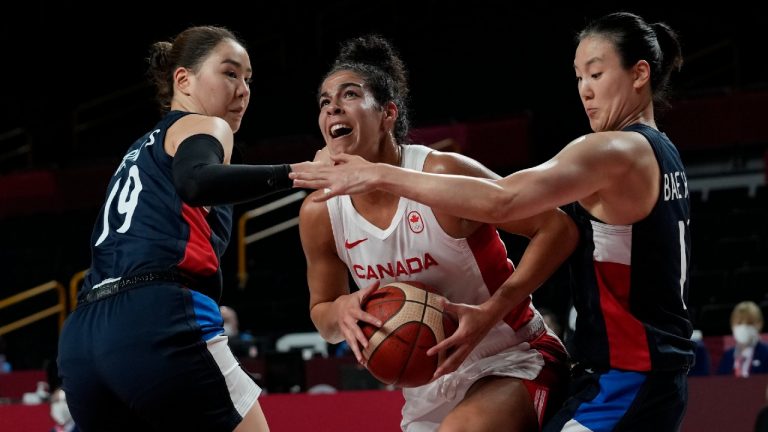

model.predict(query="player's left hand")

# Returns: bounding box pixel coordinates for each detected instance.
[426,299,497,378]
[290,153,377,200]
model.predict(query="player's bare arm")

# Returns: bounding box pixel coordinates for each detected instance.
[299,191,381,363]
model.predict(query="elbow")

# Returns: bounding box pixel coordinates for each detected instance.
[314,321,340,344]
[310,304,343,344]
[178,186,206,207]
[173,161,214,207]
[560,213,580,254]
[174,176,207,207]
[486,188,518,223]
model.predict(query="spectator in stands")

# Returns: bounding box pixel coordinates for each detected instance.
[292,12,696,432]
[688,329,711,376]
[717,301,768,377]
[221,305,258,358]
[57,25,321,431]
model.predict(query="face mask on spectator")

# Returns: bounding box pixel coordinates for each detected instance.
[732,324,759,346]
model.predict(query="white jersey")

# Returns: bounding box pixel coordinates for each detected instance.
[327,144,539,337]
[326,145,552,431]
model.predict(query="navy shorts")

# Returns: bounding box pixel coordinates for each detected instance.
[58,282,261,431]
[543,368,688,432]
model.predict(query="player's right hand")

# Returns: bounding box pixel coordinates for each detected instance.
[336,281,381,364]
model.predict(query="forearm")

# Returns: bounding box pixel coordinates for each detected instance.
[374,163,515,223]
[172,134,292,206]
[310,301,345,344]
[176,163,292,206]
[486,211,578,315]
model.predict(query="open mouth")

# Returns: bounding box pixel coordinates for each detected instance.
[330,123,353,138]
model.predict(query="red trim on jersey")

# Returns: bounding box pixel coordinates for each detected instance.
[466,224,533,330]
[178,204,218,276]
[593,260,651,370]
[524,332,569,429]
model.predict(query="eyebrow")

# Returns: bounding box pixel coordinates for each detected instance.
[318,82,364,101]
[574,56,603,70]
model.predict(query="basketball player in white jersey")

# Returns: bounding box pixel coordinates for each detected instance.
[298,35,578,431]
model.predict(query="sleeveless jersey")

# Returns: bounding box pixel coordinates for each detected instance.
[327,145,541,346]
[565,124,695,372]
[83,111,232,301]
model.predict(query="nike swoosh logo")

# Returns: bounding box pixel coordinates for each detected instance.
[344,238,369,249]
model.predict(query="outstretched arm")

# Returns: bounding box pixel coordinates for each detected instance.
[291,133,625,223]
[168,114,324,207]
[428,208,578,376]
[386,150,579,377]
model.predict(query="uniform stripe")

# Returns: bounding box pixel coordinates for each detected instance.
[466,224,533,330]
[190,290,223,341]
[178,204,218,276]
[591,221,650,370]
[567,370,646,432]
[591,221,631,265]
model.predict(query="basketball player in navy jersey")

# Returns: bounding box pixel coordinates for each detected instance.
[292,13,695,431]
[57,26,317,431]
[298,35,577,431]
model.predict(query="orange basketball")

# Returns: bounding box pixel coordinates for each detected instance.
[359,281,457,388]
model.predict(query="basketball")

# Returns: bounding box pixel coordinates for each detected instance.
[359,281,457,388]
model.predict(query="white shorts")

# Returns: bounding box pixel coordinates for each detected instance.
[400,322,546,431]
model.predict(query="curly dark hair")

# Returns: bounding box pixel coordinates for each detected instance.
[322,34,410,144]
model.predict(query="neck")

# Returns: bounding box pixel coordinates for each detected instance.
[618,102,656,131]
[354,143,401,205]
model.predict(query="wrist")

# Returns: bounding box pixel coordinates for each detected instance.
[373,162,394,190]
[482,291,516,321]
[268,164,292,189]
[480,286,519,321]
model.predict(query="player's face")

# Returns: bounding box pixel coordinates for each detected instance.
[317,70,388,160]
[574,36,642,133]
[190,39,252,133]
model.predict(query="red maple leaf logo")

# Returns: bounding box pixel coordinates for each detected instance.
[410,214,420,223]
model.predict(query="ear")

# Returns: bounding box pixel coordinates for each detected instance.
[174,66,193,96]
[383,101,398,126]
[633,60,651,90]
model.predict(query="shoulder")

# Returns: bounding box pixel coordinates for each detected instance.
[172,114,232,142]
[299,191,331,224]
[422,150,499,179]
[298,191,336,249]
[558,131,653,176]
[568,131,649,157]
[166,114,233,154]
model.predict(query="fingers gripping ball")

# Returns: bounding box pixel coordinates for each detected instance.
[360,281,457,388]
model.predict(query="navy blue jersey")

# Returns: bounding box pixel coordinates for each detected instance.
[83,111,232,301]
[565,124,695,372]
